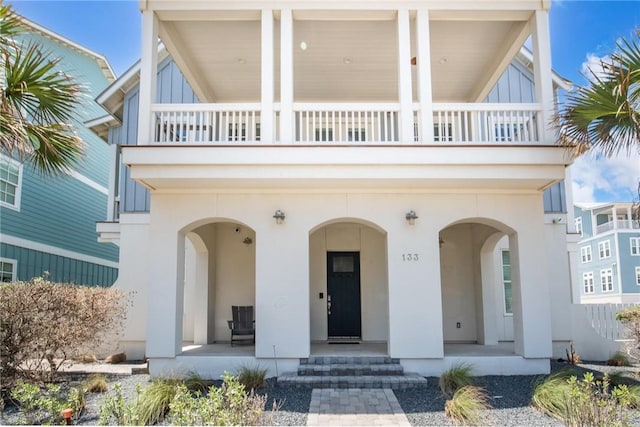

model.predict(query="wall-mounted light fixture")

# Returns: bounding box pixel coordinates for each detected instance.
[405,210,418,225]
[552,217,564,224]
[439,236,445,248]
[273,209,286,224]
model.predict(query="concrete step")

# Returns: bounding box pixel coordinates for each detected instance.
[278,372,428,389]
[301,356,399,365]
[298,363,404,376]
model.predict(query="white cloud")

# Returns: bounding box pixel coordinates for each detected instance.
[570,151,640,203]
[580,53,611,81]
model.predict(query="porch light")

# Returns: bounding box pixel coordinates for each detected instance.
[273,210,286,224]
[405,210,418,225]
[300,41,308,51]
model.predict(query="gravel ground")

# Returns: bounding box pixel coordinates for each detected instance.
[395,360,640,427]
[1,360,638,426]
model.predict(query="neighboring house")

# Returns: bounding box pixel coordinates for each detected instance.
[574,203,640,304]
[0,18,119,286]
[93,0,585,378]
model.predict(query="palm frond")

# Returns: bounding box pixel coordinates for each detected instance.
[554,30,640,158]
[0,3,23,57]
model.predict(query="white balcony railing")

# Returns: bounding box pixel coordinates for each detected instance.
[596,219,640,234]
[432,103,540,144]
[150,102,542,145]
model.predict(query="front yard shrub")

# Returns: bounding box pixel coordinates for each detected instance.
[98,382,141,426]
[439,363,475,397]
[532,371,635,426]
[10,380,85,425]
[84,374,109,393]
[236,364,268,392]
[444,385,491,425]
[616,305,640,362]
[168,373,271,426]
[0,277,127,389]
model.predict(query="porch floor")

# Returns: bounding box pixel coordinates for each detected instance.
[180,341,516,357]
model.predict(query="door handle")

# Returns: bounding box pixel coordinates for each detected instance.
[327,301,331,315]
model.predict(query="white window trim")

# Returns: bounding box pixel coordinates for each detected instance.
[631,237,640,256]
[600,268,613,293]
[598,240,611,259]
[580,245,592,263]
[582,271,594,294]
[0,257,17,282]
[636,266,640,287]
[0,154,23,211]
[501,249,513,316]
[575,217,583,236]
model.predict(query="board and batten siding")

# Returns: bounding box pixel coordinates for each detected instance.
[118,58,198,213]
[618,232,640,293]
[1,243,117,286]
[116,56,565,213]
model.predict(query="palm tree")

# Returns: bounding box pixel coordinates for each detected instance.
[0,3,84,175]
[554,30,640,158]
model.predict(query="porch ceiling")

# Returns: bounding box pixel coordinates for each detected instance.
[157,12,531,103]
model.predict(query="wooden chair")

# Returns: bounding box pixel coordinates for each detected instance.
[227,305,255,346]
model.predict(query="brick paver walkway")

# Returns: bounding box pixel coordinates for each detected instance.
[306,388,411,426]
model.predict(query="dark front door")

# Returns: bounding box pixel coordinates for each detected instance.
[327,252,361,338]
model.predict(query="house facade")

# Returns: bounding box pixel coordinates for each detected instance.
[574,203,640,304]
[95,0,583,378]
[0,18,119,286]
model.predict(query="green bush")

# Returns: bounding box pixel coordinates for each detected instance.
[444,385,491,425]
[236,365,268,392]
[532,371,634,426]
[11,380,85,425]
[439,363,475,397]
[98,382,141,426]
[169,373,271,426]
[0,278,127,388]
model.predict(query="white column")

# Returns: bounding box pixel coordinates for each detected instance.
[106,144,119,221]
[280,8,294,144]
[146,216,183,357]
[415,9,434,143]
[397,8,414,144]
[531,10,554,143]
[138,10,158,146]
[612,207,618,229]
[261,9,275,144]
[510,226,552,358]
[254,222,310,358]
[387,225,443,358]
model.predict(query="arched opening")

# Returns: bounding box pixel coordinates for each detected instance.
[178,219,256,351]
[439,218,518,355]
[309,219,389,354]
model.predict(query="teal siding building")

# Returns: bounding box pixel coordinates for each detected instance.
[0,18,119,285]
[574,203,640,303]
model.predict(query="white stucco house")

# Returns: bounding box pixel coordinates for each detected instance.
[91,0,608,379]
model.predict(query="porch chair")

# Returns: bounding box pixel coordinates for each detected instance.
[227,305,255,346]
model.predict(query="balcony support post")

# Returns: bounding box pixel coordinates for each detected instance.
[416,9,434,143]
[280,8,294,144]
[397,8,414,144]
[106,143,120,221]
[138,10,159,146]
[531,10,554,144]
[261,9,275,143]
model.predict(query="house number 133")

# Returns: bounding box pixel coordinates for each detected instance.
[402,253,419,261]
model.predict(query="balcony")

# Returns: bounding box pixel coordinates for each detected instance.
[151,102,541,145]
[596,219,640,234]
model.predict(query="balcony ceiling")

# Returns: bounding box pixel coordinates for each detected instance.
[158,13,529,103]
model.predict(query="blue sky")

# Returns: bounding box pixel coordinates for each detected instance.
[9,0,640,203]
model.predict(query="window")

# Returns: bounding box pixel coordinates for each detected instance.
[0,155,22,210]
[600,268,613,292]
[583,272,594,294]
[434,123,453,142]
[575,217,583,236]
[501,250,512,315]
[580,246,592,263]
[631,237,640,256]
[598,240,611,259]
[636,266,640,287]
[0,259,16,282]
